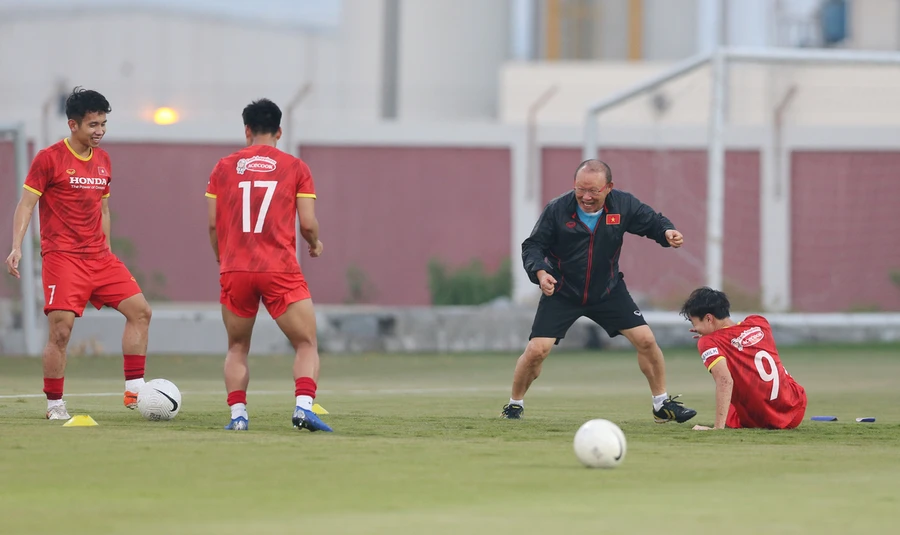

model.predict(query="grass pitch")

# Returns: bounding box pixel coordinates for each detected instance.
[1,344,898,535]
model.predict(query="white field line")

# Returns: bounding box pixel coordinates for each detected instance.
[0,386,559,400]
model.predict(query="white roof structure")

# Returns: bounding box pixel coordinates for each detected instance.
[0,0,341,32]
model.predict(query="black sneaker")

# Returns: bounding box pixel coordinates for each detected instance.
[653,395,697,423]
[501,403,524,419]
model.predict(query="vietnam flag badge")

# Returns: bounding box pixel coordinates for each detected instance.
[606,214,621,225]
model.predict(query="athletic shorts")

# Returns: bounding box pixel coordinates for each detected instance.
[529,281,647,344]
[726,384,808,430]
[219,271,310,319]
[41,252,142,317]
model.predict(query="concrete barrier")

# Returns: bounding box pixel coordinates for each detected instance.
[2,299,899,356]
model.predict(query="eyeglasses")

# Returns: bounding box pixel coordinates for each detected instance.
[574,186,607,196]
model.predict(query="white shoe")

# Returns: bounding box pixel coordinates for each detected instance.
[46,403,70,420]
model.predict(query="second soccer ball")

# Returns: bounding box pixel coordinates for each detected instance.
[573,418,627,469]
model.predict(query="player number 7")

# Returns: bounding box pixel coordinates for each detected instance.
[47,284,56,305]
[754,350,780,401]
[238,180,277,233]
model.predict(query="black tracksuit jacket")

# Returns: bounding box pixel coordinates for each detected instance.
[521,189,676,306]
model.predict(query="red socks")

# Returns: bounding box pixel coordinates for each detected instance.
[227,390,247,406]
[123,354,146,380]
[226,381,315,407]
[43,377,64,400]
[294,377,317,398]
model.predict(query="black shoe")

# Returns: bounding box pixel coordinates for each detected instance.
[501,403,524,419]
[653,395,697,423]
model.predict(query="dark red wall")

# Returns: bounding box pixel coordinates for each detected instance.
[2,140,899,311]
[87,143,510,305]
[296,146,511,305]
[791,151,900,312]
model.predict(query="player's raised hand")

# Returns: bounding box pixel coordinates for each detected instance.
[308,240,323,258]
[665,229,684,248]
[5,248,21,278]
[538,271,557,297]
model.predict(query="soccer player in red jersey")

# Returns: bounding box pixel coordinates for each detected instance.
[5,87,152,420]
[680,287,807,430]
[206,98,332,432]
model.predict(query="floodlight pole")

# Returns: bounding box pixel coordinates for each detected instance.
[705,49,727,292]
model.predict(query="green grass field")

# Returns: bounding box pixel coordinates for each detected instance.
[1,344,898,535]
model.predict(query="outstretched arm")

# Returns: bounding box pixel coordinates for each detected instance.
[6,190,40,278]
[626,196,680,247]
[694,359,734,430]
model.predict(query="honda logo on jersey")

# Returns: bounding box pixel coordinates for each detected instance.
[69,176,109,190]
[236,155,277,175]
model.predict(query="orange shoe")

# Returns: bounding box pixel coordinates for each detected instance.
[124,390,139,409]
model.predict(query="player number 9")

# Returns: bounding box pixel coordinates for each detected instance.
[754,350,780,401]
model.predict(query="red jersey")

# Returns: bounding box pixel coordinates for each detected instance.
[24,139,111,257]
[697,315,806,429]
[205,145,316,274]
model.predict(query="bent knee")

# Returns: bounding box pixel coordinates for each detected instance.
[122,299,152,325]
[525,338,553,360]
[136,303,152,323]
[637,338,659,353]
[292,335,317,352]
[48,320,73,346]
[629,329,658,353]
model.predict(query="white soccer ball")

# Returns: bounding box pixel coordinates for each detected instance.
[573,419,627,469]
[137,379,182,421]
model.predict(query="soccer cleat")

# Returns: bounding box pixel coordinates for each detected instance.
[500,403,524,419]
[292,406,333,432]
[124,390,139,410]
[653,394,698,423]
[225,416,249,431]
[46,403,71,420]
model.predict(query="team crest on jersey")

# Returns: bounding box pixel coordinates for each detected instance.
[66,168,76,175]
[236,155,277,175]
[731,326,764,351]
[98,166,108,176]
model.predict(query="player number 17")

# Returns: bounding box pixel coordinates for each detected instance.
[238,180,277,233]
[754,350,780,401]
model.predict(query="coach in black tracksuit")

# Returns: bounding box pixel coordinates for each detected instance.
[500,159,697,424]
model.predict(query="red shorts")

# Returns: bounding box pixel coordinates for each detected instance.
[41,252,142,317]
[726,389,808,430]
[219,271,311,319]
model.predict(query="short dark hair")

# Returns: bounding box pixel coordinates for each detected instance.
[65,87,111,123]
[242,98,282,135]
[574,159,612,183]
[680,287,731,320]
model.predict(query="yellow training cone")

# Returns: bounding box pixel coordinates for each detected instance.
[63,415,99,427]
[311,403,329,415]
